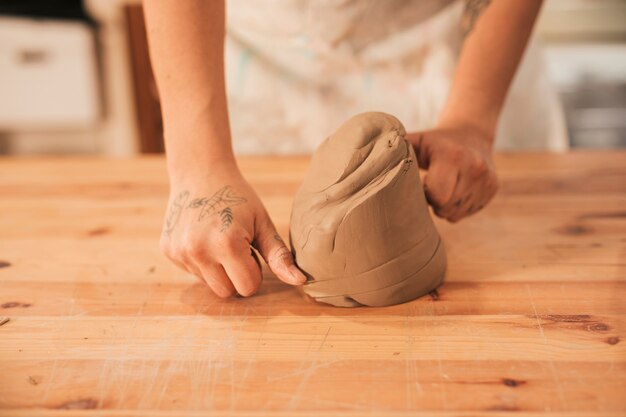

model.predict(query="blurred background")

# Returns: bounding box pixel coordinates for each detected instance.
[0,0,625,156]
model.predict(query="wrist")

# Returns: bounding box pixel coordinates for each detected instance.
[163,120,237,184]
[161,96,236,178]
[438,87,502,147]
[167,151,239,185]
[436,115,496,149]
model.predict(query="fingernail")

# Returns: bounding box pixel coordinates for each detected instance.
[288,264,307,284]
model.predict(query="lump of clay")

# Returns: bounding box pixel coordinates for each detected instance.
[289,112,446,307]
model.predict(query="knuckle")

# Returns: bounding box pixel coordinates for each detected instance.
[439,193,454,207]
[182,240,204,258]
[448,145,465,162]
[168,244,186,260]
[218,236,241,256]
[159,239,172,257]
[473,159,489,176]
[430,189,453,208]
[425,182,446,206]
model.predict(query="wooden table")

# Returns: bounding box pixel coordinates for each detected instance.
[0,152,624,416]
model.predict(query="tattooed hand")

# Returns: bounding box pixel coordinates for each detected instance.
[406,124,499,223]
[160,169,307,298]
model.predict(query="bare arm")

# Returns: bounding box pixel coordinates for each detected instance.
[143,0,306,298]
[407,0,543,222]
[143,0,233,175]
[440,0,543,138]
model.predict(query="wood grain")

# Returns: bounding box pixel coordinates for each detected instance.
[0,151,624,416]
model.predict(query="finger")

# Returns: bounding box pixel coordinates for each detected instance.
[406,132,431,169]
[447,193,480,222]
[252,216,306,285]
[171,256,193,275]
[220,235,263,297]
[194,261,237,298]
[449,192,485,222]
[447,175,496,222]
[439,172,476,220]
[423,162,459,211]
[464,176,499,218]
[177,240,236,297]
[449,165,499,220]
[173,250,205,278]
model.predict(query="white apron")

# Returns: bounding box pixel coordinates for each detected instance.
[224,0,568,154]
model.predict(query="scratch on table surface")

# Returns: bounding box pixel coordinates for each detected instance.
[204,303,228,408]
[286,325,333,409]
[275,389,372,411]
[41,282,79,406]
[229,302,253,410]
[153,313,198,410]
[404,303,420,408]
[243,312,269,382]
[411,295,446,410]
[198,301,240,409]
[525,283,567,409]
[112,282,154,409]
[266,358,342,383]
[184,319,206,408]
[195,310,224,409]
[432,307,448,410]
[404,305,410,407]
[155,357,185,409]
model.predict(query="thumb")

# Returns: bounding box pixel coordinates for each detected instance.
[252,214,307,285]
[406,131,432,169]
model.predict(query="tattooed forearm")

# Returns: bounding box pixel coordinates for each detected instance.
[164,190,189,236]
[462,0,491,38]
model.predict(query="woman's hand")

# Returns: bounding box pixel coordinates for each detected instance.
[406,124,499,222]
[160,162,307,298]
[400,0,541,224]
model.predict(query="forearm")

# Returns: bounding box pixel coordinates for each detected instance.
[143,0,234,179]
[438,0,543,143]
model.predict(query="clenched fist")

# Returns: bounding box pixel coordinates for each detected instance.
[406,125,499,222]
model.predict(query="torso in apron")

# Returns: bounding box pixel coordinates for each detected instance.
[225,0,567,154]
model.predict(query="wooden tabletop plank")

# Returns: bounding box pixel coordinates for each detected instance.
[0,151,624,415]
